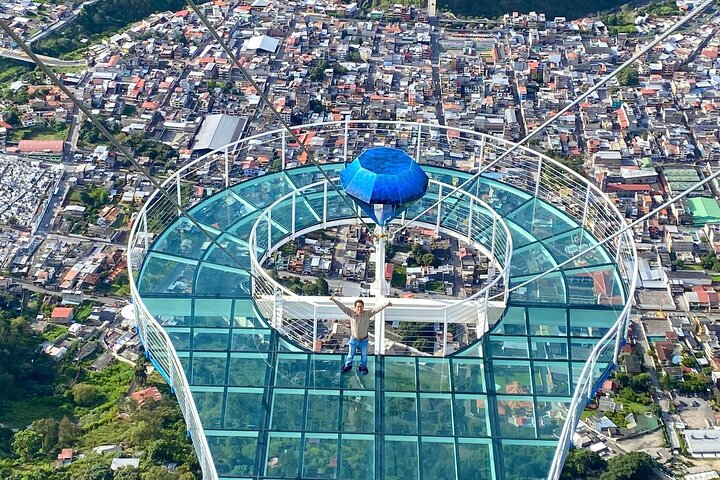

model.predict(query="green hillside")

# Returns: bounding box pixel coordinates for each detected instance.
[438,0,633,19]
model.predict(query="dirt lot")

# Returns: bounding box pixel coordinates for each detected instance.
[616,429,667,459]
[676,395,715,429]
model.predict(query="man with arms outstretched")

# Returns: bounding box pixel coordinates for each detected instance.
[330,296,391,375]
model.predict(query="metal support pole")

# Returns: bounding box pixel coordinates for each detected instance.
[442,311,448,356]
[436,184,442,234]
[142,211,149,252]
[267,211,272,254]
[291,191,296,237]
[378,309,386,357]
[613,320,624,362]
[582,184,591,229]
[176,175,182,215]
[587,357,597,398]
[373,226,386,297]
[415,124,422,162]
[281,130,286,170]
[490,216,497,262]
[322,181,328,226]
[313,306,318,352]
[224,146,230,188]
[478,136,486,171]
[467,198,473,243]
[534,156,542,197]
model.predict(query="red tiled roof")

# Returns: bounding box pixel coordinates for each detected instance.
[607,183,652,192]
[132,386,163,406]
[51,307,73,319]
[18,140,64,154]
[58,448,73,460]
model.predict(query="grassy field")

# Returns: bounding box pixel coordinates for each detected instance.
[8,124,70,143]
[42,325,69,342]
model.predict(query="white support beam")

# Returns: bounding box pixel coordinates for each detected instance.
[224,146,230,188]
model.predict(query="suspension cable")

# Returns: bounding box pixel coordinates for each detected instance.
[390,0,714,238]
[182,0,373,231]
[0,21,261,282]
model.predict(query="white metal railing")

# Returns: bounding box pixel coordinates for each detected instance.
[126,119,638,480]
[126,239,218,479]
[247,176,513,353]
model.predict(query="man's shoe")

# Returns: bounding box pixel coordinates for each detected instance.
[359,366,369,376]
[341,364,352,374]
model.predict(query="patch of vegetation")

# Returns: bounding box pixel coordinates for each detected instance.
[0,292,201,479]
[95,270,131,297]
[8,122,70,143]
[73,301,99,323]
[617,66,640,87]
[437,0,630,20]
[34,0,206,59]
[269,270,330,295]
[0,59,32,86]
[42,325,69,343]
[644,0,679,16]
[391,265,407,289]
[561,450,659,480]
[425,280,446,292]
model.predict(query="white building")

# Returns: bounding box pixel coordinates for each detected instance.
[685,430,720,458]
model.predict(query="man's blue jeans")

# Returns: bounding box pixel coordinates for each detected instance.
[345,337,368,368]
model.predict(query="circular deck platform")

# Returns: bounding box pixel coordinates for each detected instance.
[128,121,637,480]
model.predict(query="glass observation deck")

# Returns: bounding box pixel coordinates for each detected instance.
[127,121,637,480]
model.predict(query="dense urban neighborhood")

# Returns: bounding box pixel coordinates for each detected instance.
[4,0,720,478]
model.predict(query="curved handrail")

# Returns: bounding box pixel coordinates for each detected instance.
[247,176,513,312]
[126,210,218,480]
[126,119,639,480]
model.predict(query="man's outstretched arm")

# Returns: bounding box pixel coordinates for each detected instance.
[370,300,392,317]
[330,296,355,317]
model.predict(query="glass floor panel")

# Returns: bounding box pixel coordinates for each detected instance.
[137,164,628,479]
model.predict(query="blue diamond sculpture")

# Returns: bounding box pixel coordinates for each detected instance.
[340,147,429,226]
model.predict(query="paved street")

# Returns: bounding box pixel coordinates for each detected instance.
[13,277,124,305]
[0,46,86,67]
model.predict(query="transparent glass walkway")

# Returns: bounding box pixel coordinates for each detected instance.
[137,164,626,480]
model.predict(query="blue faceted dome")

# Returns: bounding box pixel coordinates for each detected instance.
[340,147,429,226]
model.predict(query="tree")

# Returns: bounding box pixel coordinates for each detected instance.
[134,356,148,386]
[601,452,657,480]
[301,282,319,296]
[66,454,112,480]
[310,60,329,81]
[681,355,696,368]
[0,427,13,458]
[113,467,139,480]
[72,383,99,406]
[314,278,329,295]
[308,99,325,113]
[419,253,436,267]
[12,429,43,461]
[617,67,639,87]
[680,373,710,394]
[140,466,175,480]
[3,106,20,127]
[32,418,59,454]
[561,448,607,479]
[58,416,79,446]
[411,242,424,259]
